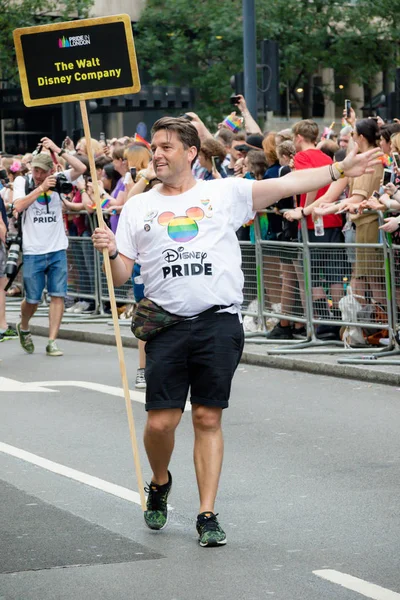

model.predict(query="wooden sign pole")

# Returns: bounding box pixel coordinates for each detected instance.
[79,99,146,511]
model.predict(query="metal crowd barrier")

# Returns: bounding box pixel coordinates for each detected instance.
[243,210,400,359]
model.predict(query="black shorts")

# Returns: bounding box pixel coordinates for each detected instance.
[144,312,244,412]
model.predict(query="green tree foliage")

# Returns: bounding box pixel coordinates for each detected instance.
[135,0,244,120]
[0,0,93,84]
[136,0,395,120]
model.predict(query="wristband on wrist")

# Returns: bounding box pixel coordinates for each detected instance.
[334,162,345,177]
[332,162,345,180]
[109,249,119,260]
[139,173,150,185]
[329,164,339,182]
[58,149,66,156]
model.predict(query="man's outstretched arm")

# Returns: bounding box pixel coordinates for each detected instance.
[252,145,381,211]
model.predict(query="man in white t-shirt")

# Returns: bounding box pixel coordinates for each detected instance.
[92,117,380,547]
[13,137,86,357]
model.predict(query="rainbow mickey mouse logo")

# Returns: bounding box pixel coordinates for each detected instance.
[158,207,204,242]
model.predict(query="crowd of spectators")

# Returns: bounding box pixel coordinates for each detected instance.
[1,96,399,358]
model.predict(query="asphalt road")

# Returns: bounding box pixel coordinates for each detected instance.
[0,336,400,600]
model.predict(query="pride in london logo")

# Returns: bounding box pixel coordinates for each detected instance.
[58,35,90,48]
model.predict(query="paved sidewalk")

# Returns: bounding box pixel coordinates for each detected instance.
[5,304,400,386]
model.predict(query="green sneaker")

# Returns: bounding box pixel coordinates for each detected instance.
[16,323,34,354]
[0,327,18,341]
[144,471,172,530]
[46,340,63,357]
[196,512,227,547]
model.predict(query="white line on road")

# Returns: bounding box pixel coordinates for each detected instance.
[0,376,57,393]
[314,569,400,599]
[31,380,190,410]
[0,441,142,506]
[32,380,146,404]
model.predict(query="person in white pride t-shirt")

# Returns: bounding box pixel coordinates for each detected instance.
[92,116,381,547]
[13,137,86,357]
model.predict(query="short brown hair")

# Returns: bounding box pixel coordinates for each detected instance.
[95,155,112,169]
[246,150,268,179]
[319,139,339,160]
[276,140,296,160]
[151,117,200,154]
[292,119,319,143]
[112,146,126,161]
[232,131,246,142]
[200,138,226,162]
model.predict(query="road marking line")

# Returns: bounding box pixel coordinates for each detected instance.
[0,441,142,506]
[32,380,190,410]
[313,569,400,599]
[0,377,57,393]
[0,378,190,411]
[32,380,146,404]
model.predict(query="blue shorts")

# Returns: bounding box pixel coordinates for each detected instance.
[23,250,68,304]
[131,263,144,303]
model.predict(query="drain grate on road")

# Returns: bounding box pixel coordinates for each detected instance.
[0,481,163,574]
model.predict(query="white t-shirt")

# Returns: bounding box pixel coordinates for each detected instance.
[116,178,255,317]
[13,170,75,255]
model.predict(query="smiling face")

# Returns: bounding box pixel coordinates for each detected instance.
[151,129,197,184]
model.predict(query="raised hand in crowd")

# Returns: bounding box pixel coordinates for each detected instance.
[384,182,397,196]
[143,160,156,182]
[380,217,400,233]
[184,112,213,141]
[341,143,382,177]
[40,136,61,154]
[63,136,75,152]
[75,178,86,192]
[235,94,262,135]
[343,106,356,128]
[234,157,245,177]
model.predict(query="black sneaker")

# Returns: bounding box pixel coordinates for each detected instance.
[196,512,227,547]
[144,471,172,530]
[292,326,307,340]
[266,323,293,340]
[315,324,341,340]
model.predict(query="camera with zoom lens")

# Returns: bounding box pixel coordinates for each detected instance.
[5,233,22,279]
[50,173,73,195]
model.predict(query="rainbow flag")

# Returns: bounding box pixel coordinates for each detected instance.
[379,154,393,168]
[90,197,110,210]
[133,133,151,150]
[223,114,243,133]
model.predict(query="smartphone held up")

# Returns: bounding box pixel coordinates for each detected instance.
[383,168,392,187]
[345,99,351,119]
[392,151,400,170]
[211,156,222,174]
